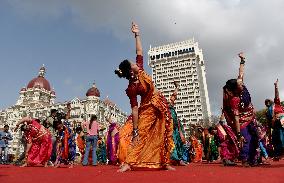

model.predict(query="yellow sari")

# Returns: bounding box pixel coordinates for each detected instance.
[125,70,174,169]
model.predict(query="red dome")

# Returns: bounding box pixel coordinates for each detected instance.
[86,84,100,97]
[27,77,51,91]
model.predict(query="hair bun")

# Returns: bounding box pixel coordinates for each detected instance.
[114,69,123,78]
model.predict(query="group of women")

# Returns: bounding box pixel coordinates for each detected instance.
[12,22,283,172]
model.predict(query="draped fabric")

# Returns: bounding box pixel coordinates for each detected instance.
[25,120,52,166]
[223,85,255,131]
[57,126,76,163]
[117,116,133,164]
[97,139,107,164]
[190,136,203,163]
[106,123,119,164]
[216,123,239,161]
[208,135,219,161]
[125,70,174,169]
[169,105,186,162]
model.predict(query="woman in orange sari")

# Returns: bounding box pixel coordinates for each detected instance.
[115,22,175,172]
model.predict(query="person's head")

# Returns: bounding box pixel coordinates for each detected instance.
[20,124,28,132]
[265,99,273,107]
[170,93,177,106]
[114,59,139,80]
[75,126,82,134]
[223,79,239,97]
[4,125,9,132]
[53,120,64,131]
[34,119,41,124]
[208,127,217,135]
[90,115,97,122]
[50,109,57,117]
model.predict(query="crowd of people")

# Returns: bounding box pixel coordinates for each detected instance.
[0,22,283,172]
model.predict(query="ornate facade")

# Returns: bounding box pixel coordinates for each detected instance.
[0,66,127,156]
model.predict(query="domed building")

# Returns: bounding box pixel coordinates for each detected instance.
[0,66,127,157]
[16,65,56,107]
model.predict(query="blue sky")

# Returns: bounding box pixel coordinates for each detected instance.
[0,0,283,115]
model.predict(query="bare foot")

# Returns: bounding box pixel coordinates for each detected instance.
[119,163,124,168]
[179,160,187,166]
[20,163,28,167]
[69,164,74,168]
[165,165,176,171]
[54,163,60,168]
[44,163,48,168]
[117,164,131,173]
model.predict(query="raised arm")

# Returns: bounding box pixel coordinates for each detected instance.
[170,81,179,106]
[274,79,280,104]
[14,117,32,132]
[237,52,245,82]
[131,22,143,56]
[65,102,71,120]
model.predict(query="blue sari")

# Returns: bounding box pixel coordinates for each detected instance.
[169,105,187,162]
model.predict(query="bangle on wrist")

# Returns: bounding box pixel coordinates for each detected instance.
[135,33,140,37]
[133,128,138,137]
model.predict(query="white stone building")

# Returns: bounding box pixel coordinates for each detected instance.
[148,39,211,136]
[0,66,127,156]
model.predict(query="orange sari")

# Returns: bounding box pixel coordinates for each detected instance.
[191,136,203,163]
[125,70,174,169]
[117,116,133,164]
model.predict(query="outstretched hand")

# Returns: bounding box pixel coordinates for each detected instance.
[220,108,225,121]
[174,81,179,88]
[131,22,140,35]
[274,79,279,86]
[238,52,245,60]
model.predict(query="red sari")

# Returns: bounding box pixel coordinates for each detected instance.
[25,120,52,166]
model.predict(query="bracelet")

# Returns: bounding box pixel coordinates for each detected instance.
[237,132,241,139]
[240,59,245,64]
[133,128,139,137]
[135,33,140,38]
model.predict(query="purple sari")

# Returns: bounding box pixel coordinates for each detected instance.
[106,122,119,164]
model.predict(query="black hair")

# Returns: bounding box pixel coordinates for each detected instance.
[34,119,41,124]
[75,126,82,134]
[89,115,97,130]
[114,60,132,80]
[265,99,273,106]
[20,124,27,132]
[53,120,62,130]
[208,127,214,134]
[50,109,57,115]
[4,124,9,128]
[223,79,238,96]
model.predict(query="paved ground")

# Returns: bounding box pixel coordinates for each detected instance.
[1,160,284,183]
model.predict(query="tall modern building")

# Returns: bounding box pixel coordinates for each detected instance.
[148,39,211,135]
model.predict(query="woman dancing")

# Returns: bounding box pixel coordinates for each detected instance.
[169,81,187,165]
[223,52,259,167]
[115,22,175,172]
[265,79,284,160]
[14,117,52,167]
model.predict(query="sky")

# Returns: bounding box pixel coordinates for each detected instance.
[0,0,283,116]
